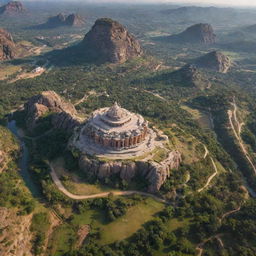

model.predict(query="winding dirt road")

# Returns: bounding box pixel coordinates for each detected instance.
[197,157,218,193]
[221,206,241,222]
[228,99,256,198]
[49,163,169,204]
[228,100,256,175]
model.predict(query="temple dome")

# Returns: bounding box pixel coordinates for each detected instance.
[106,102,129,121]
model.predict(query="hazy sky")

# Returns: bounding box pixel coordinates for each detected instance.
[70,0,256,7]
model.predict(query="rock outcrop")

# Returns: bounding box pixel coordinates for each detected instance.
[171,23,216,44]
[79,151,182,192]
[0,1,25,15]
[24,91,80,131]
[45,13,85,28]
[0,28,16,60]
[81,18,143,64]
[194,51,231,73]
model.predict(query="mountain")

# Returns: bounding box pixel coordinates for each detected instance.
[81,18,143,64]
[161,6,234,18]
[0,1,25,15]
[24,91,79,132]
[245,24,256,33]
[43,13,85,28]
[65,13,85,27]
[0,28,17,60]
[193,51,231,73]
[170,23,216,44]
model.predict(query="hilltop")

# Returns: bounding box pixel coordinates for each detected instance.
[81,18,143,64]
[170,23,216,44]
[43,13,85,28]
[0,1,25,15]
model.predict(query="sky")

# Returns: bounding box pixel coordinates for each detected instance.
[72,0,256,7]
[22,0,256,7]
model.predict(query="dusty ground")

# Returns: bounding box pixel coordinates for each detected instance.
[0,207,33,256]
[77,225,90,247]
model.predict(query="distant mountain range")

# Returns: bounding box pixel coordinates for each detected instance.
[33,13,85,29]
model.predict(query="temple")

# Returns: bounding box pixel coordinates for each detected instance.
[82,102,148,150]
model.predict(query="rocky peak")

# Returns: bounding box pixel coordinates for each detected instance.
[0,1,25,15]
[65,13,85,27]
[173,23,216,44]
[0,28,16,60]
[194,51,231,73]
[46,13,85,27]
[24,91,79,131]
[81,18,143,63]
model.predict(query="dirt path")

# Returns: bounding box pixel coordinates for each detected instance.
[74,91,107,106]
[196,233,223,256]
[203,145,209,159]
[228,99,256,198]
[133,87,167,102]
[221,206,241,222]
[197,157,218,193]
[228,100,256,175]
[196,204,242,256]
[49,163,169,204]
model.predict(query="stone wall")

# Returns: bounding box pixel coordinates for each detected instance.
[79,150,182,193]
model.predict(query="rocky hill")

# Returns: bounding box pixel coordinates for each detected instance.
[44,13,85,28]
[193,51,231,73]
[0,28,17,60]
[0,1,25,15]
[170,23,216,44]
[81,18,143,64]
[24,91,81,132]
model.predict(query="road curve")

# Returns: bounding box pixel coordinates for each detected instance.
[49,163,169,204]
[197,157,218,193]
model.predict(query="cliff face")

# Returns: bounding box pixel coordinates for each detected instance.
[0,1,25,15]
[172,23,216,44]
[24,91,80,131]
[81,18,143,64]
[194,51,231,73]
[0,28,16,60]
[79,151,182,193]
[45,13,85,28]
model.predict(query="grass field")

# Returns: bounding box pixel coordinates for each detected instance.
[47,224,76,256]
[0,64,21,80]
[181,105,213,130]
[96,198,164,245]
[51,157,114,195]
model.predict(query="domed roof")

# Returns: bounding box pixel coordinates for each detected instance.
[106,102,129,121]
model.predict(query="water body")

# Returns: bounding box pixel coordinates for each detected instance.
[7,120,41,198]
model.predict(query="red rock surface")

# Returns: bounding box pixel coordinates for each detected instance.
[82,18,143,63]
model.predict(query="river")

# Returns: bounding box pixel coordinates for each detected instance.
[7,119,41,198]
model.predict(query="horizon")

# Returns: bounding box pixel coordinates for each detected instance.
[21,0,256,8]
